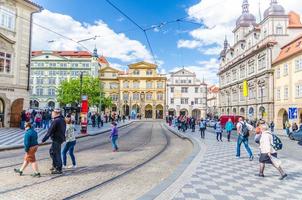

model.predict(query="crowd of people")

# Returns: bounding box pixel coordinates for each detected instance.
[15,109,122,177]
[167,114,288,180]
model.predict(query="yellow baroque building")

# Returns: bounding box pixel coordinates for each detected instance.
[99,61,167,119]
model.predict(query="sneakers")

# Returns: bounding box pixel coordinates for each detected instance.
[14,169,23,176]
[63,165,67,169]
[31,172,41,178]
[249,156,254,161]
[279,174,288,180]
[67,165,77,169]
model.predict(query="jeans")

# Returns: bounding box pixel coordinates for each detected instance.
[236,135,253,158]
[200,128,206,138]
[111,135,118,150]
[43,120,50,129]
[20,121,25,129]
[216,132,222,141]
[285,128,290,135]
[227,131,231,141]
[50,141,62,171]
[62,141,76,166]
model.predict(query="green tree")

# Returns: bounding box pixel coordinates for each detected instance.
[57,76,112,109]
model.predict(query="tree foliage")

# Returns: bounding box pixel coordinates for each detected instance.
[57,76,112,109]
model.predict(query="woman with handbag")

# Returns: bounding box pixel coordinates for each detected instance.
[258,122,287,180]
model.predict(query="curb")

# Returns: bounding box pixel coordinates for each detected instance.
[137,124,201,200]
[0,121,134,152]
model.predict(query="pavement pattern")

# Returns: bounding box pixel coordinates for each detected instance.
[164,126,302,200]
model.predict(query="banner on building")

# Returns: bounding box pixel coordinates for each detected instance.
[243,80,248,97]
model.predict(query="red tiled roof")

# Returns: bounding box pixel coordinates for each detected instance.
[32,51,92,58]
[288,11,302,29]
[98,56,109,64]
[273,34,302,65]
[208,85,219,93]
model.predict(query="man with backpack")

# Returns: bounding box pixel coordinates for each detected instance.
[199,118,206,139]
[236,117,254,161]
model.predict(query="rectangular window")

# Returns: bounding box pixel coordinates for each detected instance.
[276,68,281,79]
[0,52,12,73]
[181,98,188,104]
[123,82,129,88]
[258,55,266,70]
[157,82,163,89]
[283,64,288,76]
[248,62,255,75]
[181,87,188,93]
[195,87,198,93]
[110,94,118,101]
[170,87,174,93]
[123,93,129,101]
[133,81,140,89]
[0,6,15,31]
[170,98,174,104]
[296,84,302,98]
[36,88,43,96]
[146,70,152,75]
[295,58,302,71]
[48,78,56,85]
[146,93,152,100]
[276,88,281,100]
[284,86,288,100]
[48,88,56,96]
[240,66,245,79]
[157,93,163,100]
[232,69,238,80]
[110,83,118,89]
[146,82,152,89]
[133,93,140,100]
[194,98,199,104]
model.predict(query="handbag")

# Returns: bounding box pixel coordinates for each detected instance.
[254,134,261,144]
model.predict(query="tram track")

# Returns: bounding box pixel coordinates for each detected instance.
[0,122,138,170]
[63,123,170,200]
[0,122,156,196]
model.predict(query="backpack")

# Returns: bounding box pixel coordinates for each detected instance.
[241,122,250,138]
[272,134,282,151]
[200,121,206,129]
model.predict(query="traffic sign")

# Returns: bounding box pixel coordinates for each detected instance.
[288,107,298,119]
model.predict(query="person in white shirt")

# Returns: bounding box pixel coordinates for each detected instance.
[258,122,287,180]
[236,118,254,161]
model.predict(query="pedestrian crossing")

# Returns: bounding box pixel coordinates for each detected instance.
[0,128,48,147]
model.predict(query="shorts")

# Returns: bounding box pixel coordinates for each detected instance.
[259,153,277,164]
[24,145,38,163]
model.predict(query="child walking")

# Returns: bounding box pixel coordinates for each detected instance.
[214,121,223,142]
[14,122,40,177]
[110,122,119,152]
[62,115,77,169]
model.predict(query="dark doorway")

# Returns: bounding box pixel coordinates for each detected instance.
[0,98,5,127]
[10,98,24,128]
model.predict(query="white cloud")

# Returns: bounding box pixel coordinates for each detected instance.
[177,39,201,49]
[32,10,152,63]
[169,58,219,84]
[180,0,302,55]
[199,46,222,55]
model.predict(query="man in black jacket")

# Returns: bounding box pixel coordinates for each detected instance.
[42,109,66,174]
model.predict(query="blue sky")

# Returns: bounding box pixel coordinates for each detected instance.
[32,0,302,84]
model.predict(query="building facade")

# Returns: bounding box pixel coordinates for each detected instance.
[30,49,106,109]
[218,0,302,122]
[0,0,41,127]
[100,61,167,119]
[207,85,219,118]
[166,68,207,119]
[273,35,302,129]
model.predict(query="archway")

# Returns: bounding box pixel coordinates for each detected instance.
[192,109,201,119]
[179,108,188,116]
[240,108,245,116]
[248,107,254,119]
[232,108,237,115]
[168,108,176,117]
[0,98,5,127]
[132,104,140,115]
[277,108,288,129]
[145,104,153,119]
[111,104,117,112]
[48,101,55,109]
[30,100,39,109]
[221,109,225,114]
[259,106,265,119]
[123,104,130,116]
[10,98,24,127]
[156,104,163,119]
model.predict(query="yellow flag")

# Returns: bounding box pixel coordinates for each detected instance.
[243,80,248,97]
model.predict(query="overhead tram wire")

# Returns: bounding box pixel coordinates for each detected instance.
[176,20,184,68]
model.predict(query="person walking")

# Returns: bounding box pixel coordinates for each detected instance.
[96,113,101,128]
[20,110,27,129]
[285,121,291,136]
[199,118,207,139]
[214,121,223,142]
[62,115,77,169]
[110,122,119,152]
[269,121,275,133]
[236,117,254,161]
[14,122,40,177]
[258,122,287,180]
[190,117,196,132]
[42,109,66,174]
[225,118,234,142]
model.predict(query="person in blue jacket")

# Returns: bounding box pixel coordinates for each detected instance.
[225,118,234,142]
[214,121,223,142]
[14,122,40,177]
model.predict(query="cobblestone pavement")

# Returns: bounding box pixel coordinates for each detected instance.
[160,126,302,200]
[0,122,186,200]
[0,120,130,149]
